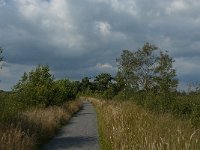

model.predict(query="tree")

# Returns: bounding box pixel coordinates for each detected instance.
[94,73,112,92]
[52,79,79,105]
[135,43,158,91]
[116,43,158,94]
[116,49,139,96]
[154,51,178,93]
[116,43,178,95]
[13,65,54,107]
[114,71,126,92]
[80,77,91,93]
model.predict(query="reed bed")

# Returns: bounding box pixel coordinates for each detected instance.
[90,98,200,150]
[0,100,82,150]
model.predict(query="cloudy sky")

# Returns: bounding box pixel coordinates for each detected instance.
[0,0,200,91]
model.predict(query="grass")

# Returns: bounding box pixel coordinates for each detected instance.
[89,98,200,150]
[95,102,112,150]
[0,100,83,150]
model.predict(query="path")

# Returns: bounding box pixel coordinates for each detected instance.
[42,101,100,150]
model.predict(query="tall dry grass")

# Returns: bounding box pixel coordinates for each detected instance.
[0,100,82,150]
[90,98,200,150]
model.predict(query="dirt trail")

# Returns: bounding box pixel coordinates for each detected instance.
[42,101,100,150]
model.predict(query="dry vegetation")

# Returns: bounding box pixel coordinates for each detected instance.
[0,100,82,150]
[89,98,200,150]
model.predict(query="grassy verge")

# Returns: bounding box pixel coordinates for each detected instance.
[0,100,83,150]
[90,98,200,150]
[95,102,112,150]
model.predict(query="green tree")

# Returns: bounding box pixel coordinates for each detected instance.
[52,79,79,105]
[114,72,126,92]
[116,43,158,99]
[154,51,178,93]
[116,50,139,99]
[13,65,54,107]
[116,43,178,95]
[80,77,91,93]
[94,73,112,92]
[135,43,158,91]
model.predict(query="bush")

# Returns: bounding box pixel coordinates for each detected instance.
[0,92,25,122]
[172,95,193,117]
[52,80,80,106]
[13,65,54,107]
[12,65,80,108]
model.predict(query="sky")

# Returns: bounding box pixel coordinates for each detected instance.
[0,0,200,91]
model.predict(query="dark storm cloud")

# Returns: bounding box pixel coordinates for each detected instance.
[1,0,200,90]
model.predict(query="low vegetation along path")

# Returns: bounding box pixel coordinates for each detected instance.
[43,101,100,150]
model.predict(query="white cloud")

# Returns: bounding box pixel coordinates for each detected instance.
[95,21,127,41]
[96,21,111,36]
[1,0,200,90]
[166,0,189,15]
[12,0,86,56]
[96,63,113,69]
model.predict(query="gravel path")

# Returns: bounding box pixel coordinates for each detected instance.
[42,101,100,150]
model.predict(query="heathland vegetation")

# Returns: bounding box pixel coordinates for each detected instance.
[80,44,200,122]
[0,68,82,149]
[80,43,200,149]
[90,98,200,150]
[81,43,200,126]
[0,46,83,149]
[1,43,200,149]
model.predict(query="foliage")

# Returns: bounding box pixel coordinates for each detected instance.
[114,43,180,115]
[80,77,91,93]
[94,73,112,92]
[154,51,178,93]
[0,60,82,149]
[116,49,138,93]
[92,98,200,150]
[2,41,200,149]
[116,43,177,94]
[78,43,200,129]
[0,100,82,150]
[51,79,79,106]
[13,65,55,107]
[114,72,126,92]
[11,65,80,108]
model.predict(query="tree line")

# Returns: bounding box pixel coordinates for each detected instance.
[1,43,200,127]
[79,43,200,127]
[0,43,178,111]
[80,43,178,100]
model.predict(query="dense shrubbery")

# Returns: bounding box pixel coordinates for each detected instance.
[0,62,83,149]
[12,65,77,107]
[52,79,80,106]
[2,43,200,128]
[120,90,200,128]
[0,65,80,122]
[12,65,80,107]
[0,91,24,121]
